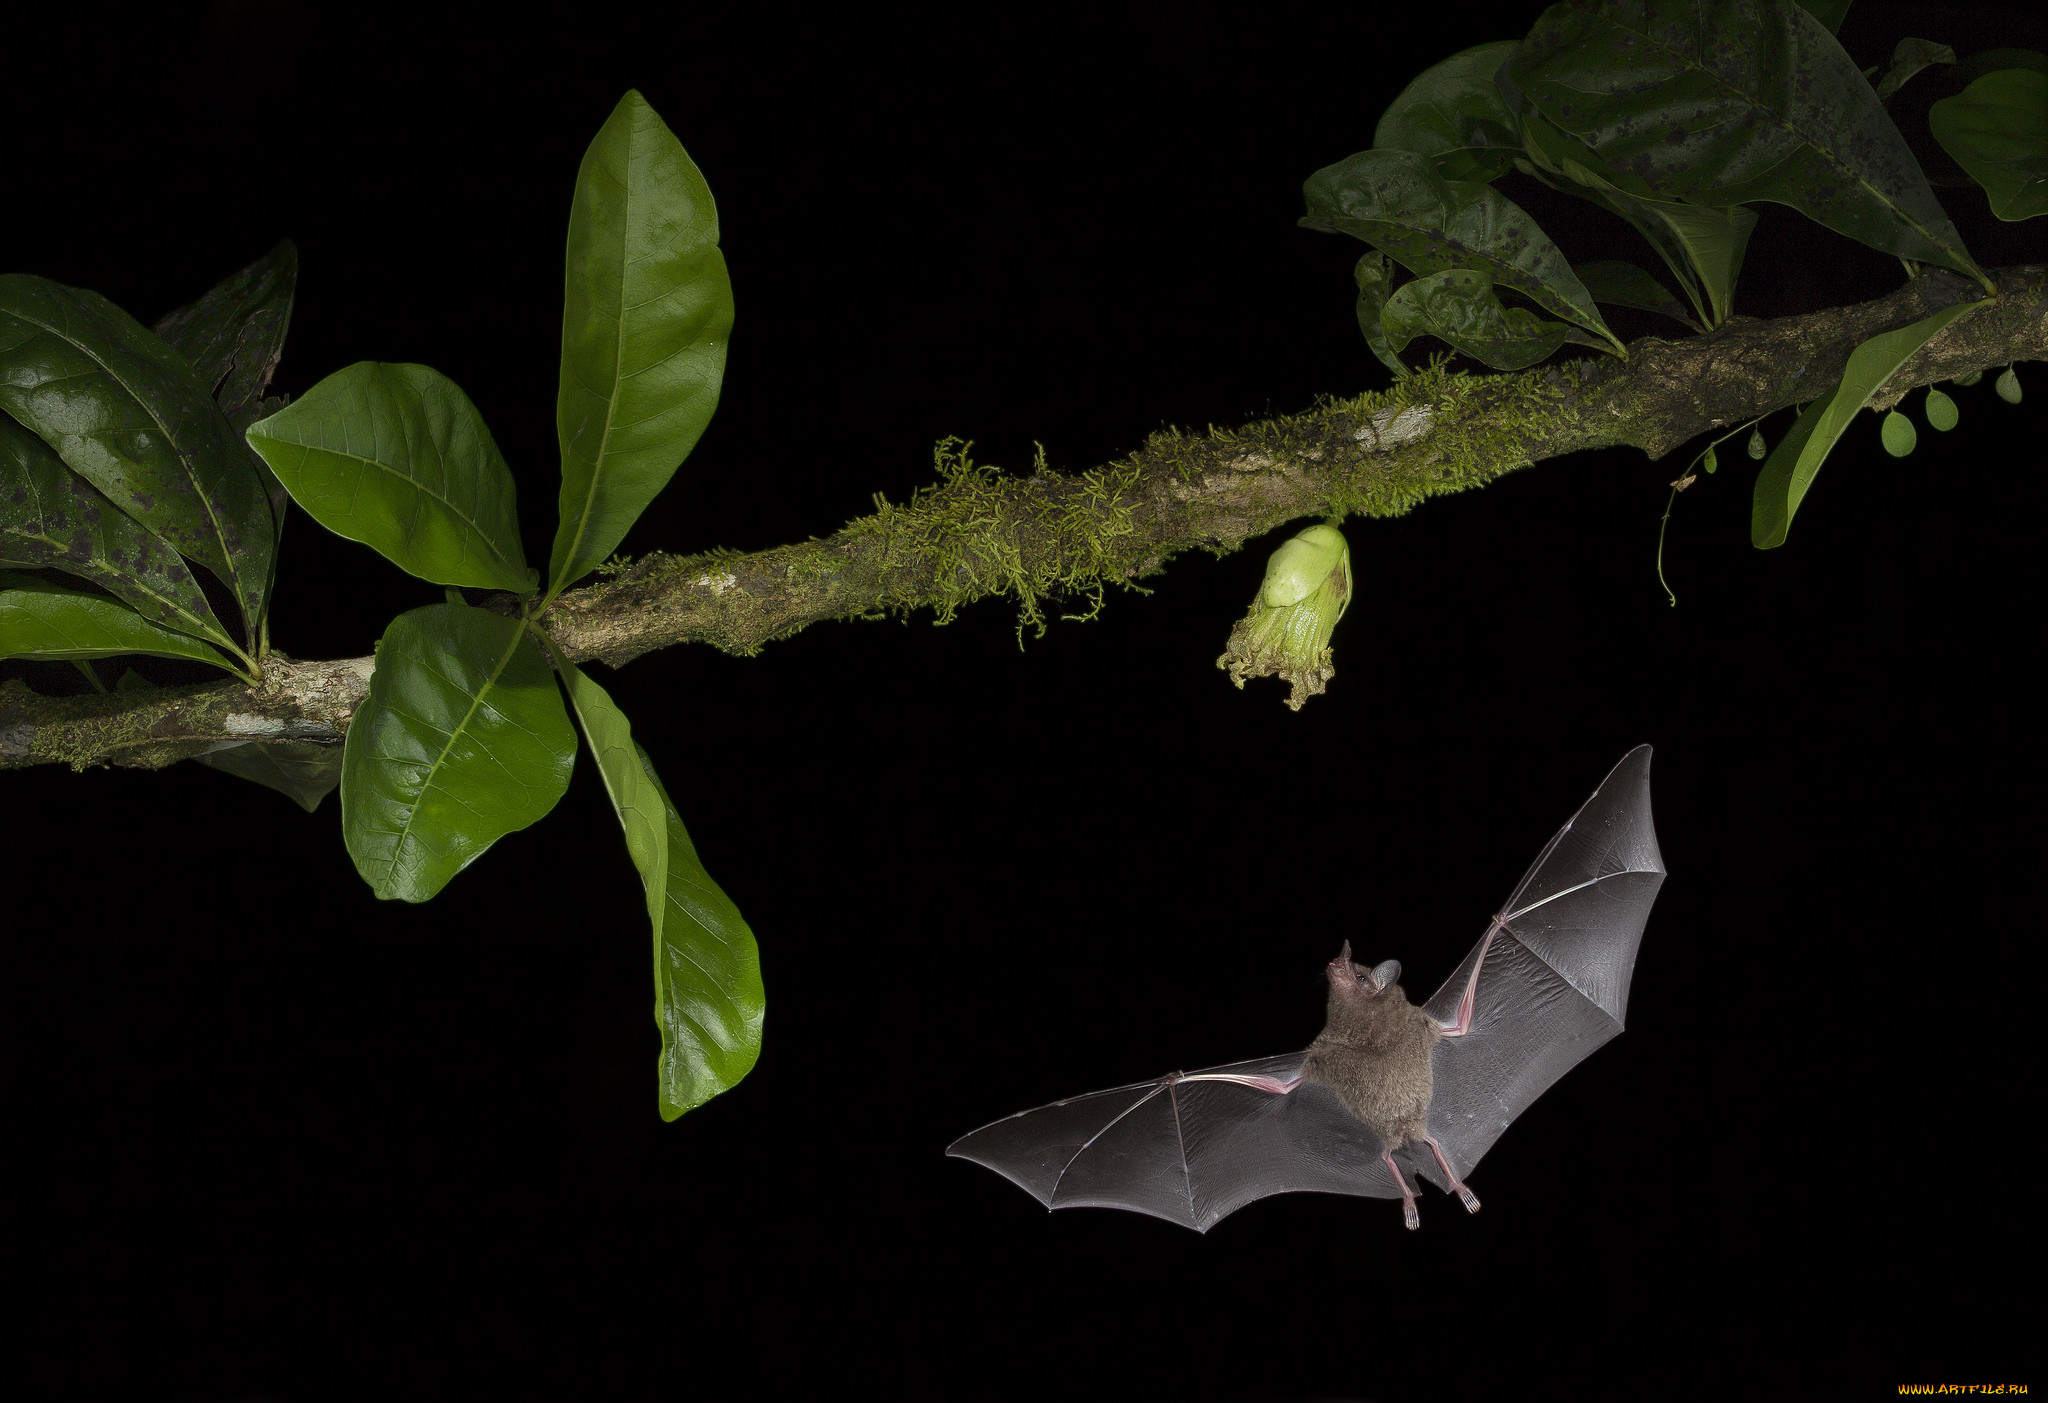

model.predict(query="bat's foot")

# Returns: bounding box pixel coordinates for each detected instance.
[1402,1201,1420,1230]
[1422,1136,1480,1215]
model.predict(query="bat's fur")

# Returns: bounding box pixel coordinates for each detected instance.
[1300,958,1440,1151]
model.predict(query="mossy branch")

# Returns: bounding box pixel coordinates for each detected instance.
[5,265,2042,772]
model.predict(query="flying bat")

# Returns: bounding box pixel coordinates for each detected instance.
[947,745,1666,1233]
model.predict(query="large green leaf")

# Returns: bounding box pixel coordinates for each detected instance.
[1751,298,1983,547]
[0,275,275,637]
[0,415,238,652]
[247,362,535,593]
[341,603,575,901]
[1508,0,1986,289]
[194,739,344,813]
[1301,148,1621,352]
[1380,267,1590,370]
[550,90,734,599]
[556,660,763,1117]
[0,572,242,672]
[1929,69,2048,222]
[1372,41,1525,183]
[1573,260,1701,328]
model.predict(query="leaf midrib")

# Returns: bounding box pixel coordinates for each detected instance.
[554,130,640,600]
[383,619,531,882]
[272,435,522,576]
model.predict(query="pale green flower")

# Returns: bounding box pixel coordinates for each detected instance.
[1216,523,1352,710]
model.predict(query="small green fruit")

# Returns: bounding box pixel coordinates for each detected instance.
[1747,427,1766,460]
[1702,446,1718,474]
[1952,370,1983,388]
[1996,367,2022,404]
[1880,409,1918,457]
[1924,387,1958,432]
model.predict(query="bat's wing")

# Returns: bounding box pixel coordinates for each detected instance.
[947,1052,1402,1234]
[1410,744,1665,1194]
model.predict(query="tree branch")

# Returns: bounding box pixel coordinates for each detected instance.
[6,265,2041,772]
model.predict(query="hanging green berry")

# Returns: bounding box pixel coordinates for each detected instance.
[1702,445,1719,474]
[1924,387,1958,431]
[1952,370,1983,388]
[1881,410,1918,457]
[1996,367,2022,404]
[1747,426,1766,460]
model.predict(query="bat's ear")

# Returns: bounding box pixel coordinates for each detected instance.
[1370,959,1402,991]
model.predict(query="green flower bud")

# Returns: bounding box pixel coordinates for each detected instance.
[1216,523,1353,711]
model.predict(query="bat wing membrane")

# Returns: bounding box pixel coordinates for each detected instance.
[947,1052,1402,1233]
[1414,744,1665,1193]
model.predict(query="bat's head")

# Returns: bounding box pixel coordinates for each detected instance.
[1326,940,1403,997]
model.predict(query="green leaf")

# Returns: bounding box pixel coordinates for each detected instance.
[1752,299,1982,547]
[1572,260,1702,329]
[1880,409,1917,456]
[556,659,763,1117]
[0,572,242,672]
[1371,41,1525,183]
[1301,148,1621,353]
[550,90,734,599]
[246,362,535,593]
[1791,0,1849,35]
[0,415,238,651]
[1702,445,1719,474]
[1508,0,1987,290]
[1996,367,2022,403]
[1748,426,1767,459]
[1872,39,1956,105]
[639,744,764,1119]
[1351,252,1408,376]
[1924,387,1959,430]
[340,603,575,901]
[194,740,345,813]
[0,275,275,638]
[1929,69,2048,221]
[1379,267,1587,371]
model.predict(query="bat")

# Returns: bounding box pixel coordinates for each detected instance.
[947,745,1665,1233]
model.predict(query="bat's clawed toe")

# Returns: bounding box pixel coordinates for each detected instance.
[1401,1201,1421,1230]
[1455,1185,1481,1214]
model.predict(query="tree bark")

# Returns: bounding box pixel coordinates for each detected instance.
[5,265,2041,772]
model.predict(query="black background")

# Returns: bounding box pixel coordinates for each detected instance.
[7,3,2039,1398]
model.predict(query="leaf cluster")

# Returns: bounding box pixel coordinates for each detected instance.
[1301,0,2044,549]
[1,91,762,1121]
